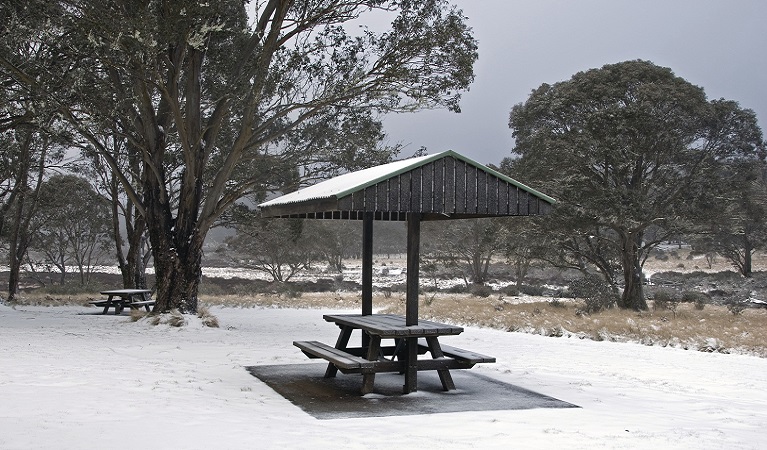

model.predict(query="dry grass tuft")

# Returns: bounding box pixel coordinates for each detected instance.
[129,309,148,322]
[166,310,186,327]
[197,306,219,328]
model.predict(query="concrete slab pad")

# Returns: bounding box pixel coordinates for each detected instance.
[246,363,577,420]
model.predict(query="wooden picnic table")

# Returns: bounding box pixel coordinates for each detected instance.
[90,289,154,315]
[294,313,495,395]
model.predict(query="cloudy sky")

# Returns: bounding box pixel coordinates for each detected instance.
[382,0,767,166]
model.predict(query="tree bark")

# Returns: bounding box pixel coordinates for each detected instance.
[618,232,648,310]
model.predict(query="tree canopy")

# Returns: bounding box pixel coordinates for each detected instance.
[1,0,478,312]
[507,60,765,310]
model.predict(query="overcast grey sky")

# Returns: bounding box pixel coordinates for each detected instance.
[382,0,767,166]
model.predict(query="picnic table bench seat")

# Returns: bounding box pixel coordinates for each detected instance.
[294,340,377,373]
[418,340,496,364]
[294,339,495,373]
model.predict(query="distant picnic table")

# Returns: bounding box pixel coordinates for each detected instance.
[90,289,154,315]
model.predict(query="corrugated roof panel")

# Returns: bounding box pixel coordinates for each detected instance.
[258,150,556,210]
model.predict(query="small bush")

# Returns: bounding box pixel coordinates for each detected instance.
[469,284,493,298]
[276,283,303,299]
[569,274,617,313]
[681,291,709,303]
[447,284,466,294]
[519,284,545,296]
[653,289,677,310]
[548,299,567,308]
[681,291,709,311]
[500,285,519,296]
[726,300,747,316]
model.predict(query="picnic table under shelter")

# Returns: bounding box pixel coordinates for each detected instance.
[259,150,555,394]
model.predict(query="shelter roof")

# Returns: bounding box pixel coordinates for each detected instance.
[259,150,555,221]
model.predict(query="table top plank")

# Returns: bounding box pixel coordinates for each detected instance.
[323,314,463,337]
[100,289,152,296]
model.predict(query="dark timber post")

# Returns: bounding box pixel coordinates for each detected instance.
[362,211,373,316]
[361,211,373,349]
[404,212,420,393]
[405,212,421,326]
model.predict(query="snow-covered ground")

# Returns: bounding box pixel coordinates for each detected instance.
[1,304,765,449]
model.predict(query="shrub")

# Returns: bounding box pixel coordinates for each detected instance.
[568,274,617,313]
[548,299,567,308]
[281,284,303,299]
[681,291,709,310]
[500,285,519,296]
[469,284,493,298]
[653,289,677,310]
[726,300,747,316]
[519,284,545,296]
[447,284,466,294]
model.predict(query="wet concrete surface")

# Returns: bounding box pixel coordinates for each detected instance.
[246,363,577,420]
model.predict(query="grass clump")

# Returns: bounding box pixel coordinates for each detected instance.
[197,306,220,328]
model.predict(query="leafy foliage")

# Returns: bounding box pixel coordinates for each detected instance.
[507,60,766,310]
[2,0,478,312]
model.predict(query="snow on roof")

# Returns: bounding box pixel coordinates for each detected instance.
[258,153,437,207]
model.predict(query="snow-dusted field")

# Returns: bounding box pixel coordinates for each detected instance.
[1,303,766,449]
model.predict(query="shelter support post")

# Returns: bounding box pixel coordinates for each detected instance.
[362,211,373,349]
[362,211,373,316]
[405,212,421,392]
[406,212,421,326]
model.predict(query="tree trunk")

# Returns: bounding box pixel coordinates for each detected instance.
[742,234,753,278]
[7,196,26,302]
[148,218,203,314]
[123,217,148,289]
[7,131,45,302]
[618,232,648,310]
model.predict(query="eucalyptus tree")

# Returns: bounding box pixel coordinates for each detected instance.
[224,210,318,283]
[2,0,478,313]
[508,60,765,310]
[29,175,112,285]
[690,160,767,277]
[0,1,68,301]
[423,218,504,286]
[77,137,151,290]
